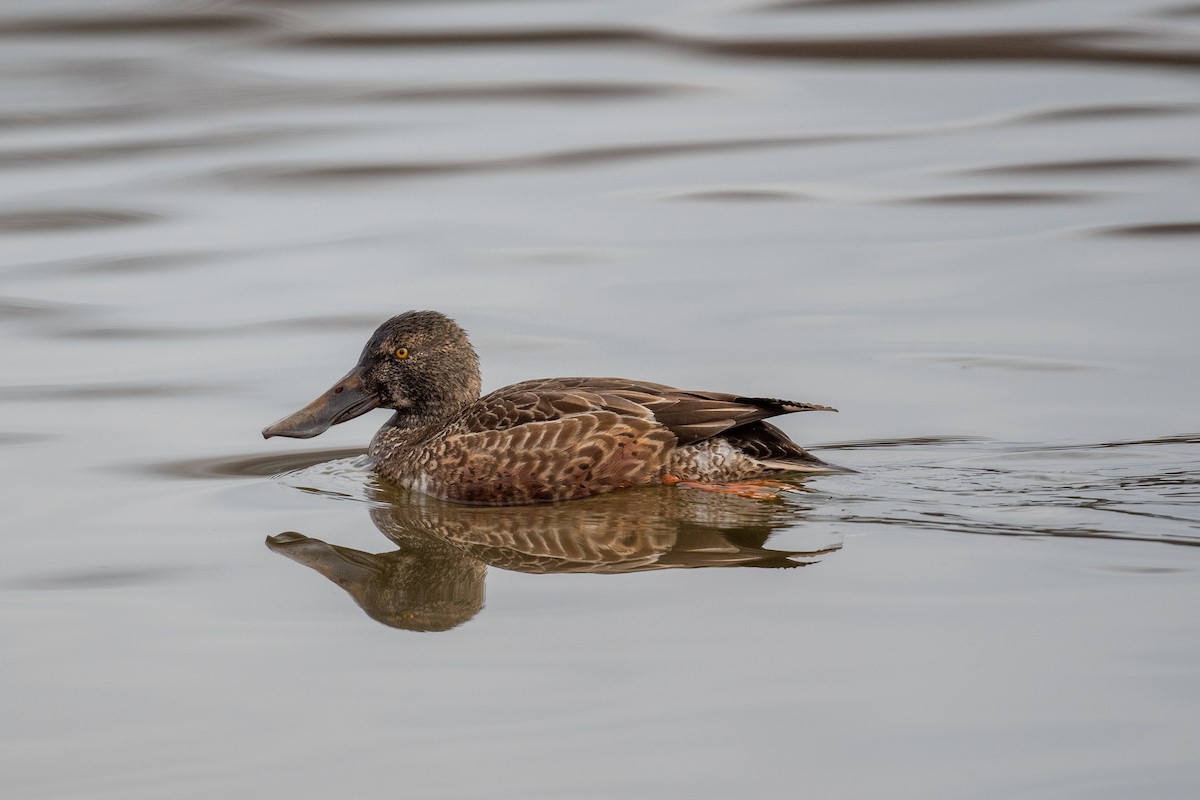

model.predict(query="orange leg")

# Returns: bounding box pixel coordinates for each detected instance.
[662,475,802,500]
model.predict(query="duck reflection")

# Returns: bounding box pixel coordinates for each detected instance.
[267,486,838,632]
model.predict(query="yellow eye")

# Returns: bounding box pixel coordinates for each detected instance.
[394,347,409,359]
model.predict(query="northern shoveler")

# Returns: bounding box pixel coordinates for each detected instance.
[263,311,845,505]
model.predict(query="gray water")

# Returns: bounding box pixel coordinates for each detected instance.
[3,0,1199,797]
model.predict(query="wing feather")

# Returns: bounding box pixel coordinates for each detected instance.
[457,377,835,447]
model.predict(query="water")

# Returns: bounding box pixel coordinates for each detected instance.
[3,0,1199,797]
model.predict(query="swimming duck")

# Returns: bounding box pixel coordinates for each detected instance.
[263,311,845,505]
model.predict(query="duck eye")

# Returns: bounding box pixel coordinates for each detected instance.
[393,347,409,359]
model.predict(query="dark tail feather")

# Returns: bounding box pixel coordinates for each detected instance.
[726,421,856,474]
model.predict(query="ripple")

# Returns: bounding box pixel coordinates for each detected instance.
[287,27,639,50]
[687,30,1200,70]
[897,191,1100,205]
[1094,221,1200,237]
[0,126,332,169]
[281,26,1200,70]
[362,81,692,103]
[1031,433,1200,450]
[1157,4,1200,17]
[966,157,1199,176]
[819,435,988,450]
[25,252,217,277]
[1,11,267,36]
[151,447,367,479]
[6,567,194,590]
[276,455,379,503]
[663,188,806,202]
[907,353,1102,371]
[1093,564,1189,574]
[1014,102,1199,123]
[47,314,384,340]
[0,104,151,130]
[489,247,616,266]
[219,131,884,184]
[820,437,1200,548]
[49,325,205,341]
[0,432,55,446]
[282,26,1200,70]
[763,0,989,8]
[0,209,159,232]
[0,296,82,320]
[250,314,387,332]
[0,382,219,401]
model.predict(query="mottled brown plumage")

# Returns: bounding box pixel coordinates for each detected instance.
[266,488,840,630]
[263,311,844,505]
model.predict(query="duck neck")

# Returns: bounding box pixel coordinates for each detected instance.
[383,407,455,439]
[368,410,447,469]
[384,383,479,438]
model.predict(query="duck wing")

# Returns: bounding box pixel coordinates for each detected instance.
[460,377,835,445]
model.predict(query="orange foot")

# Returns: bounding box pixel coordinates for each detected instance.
[662,475,800,501]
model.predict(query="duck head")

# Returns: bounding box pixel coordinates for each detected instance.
[262,310,481,439]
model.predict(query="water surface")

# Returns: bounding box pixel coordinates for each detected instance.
[2,0,1199,798]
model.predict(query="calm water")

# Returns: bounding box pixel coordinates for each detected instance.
[3,0,1199,797]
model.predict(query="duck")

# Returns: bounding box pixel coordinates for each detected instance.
[263,310,846,505]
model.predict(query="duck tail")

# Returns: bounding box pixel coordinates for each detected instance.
[726,420,855,474]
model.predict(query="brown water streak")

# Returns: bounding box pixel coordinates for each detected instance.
[967,157,1199,175]
[1096,222,1200,237]
[0,209,158,232]
[1,12,266,36]
[285,27,1200,71]
[222,131,886,184]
